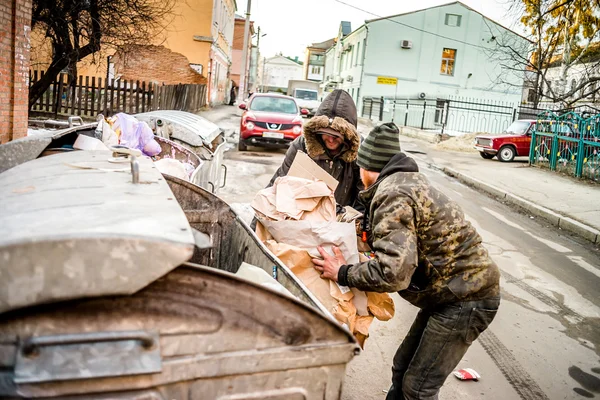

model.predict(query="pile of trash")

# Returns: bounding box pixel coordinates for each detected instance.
[251,155,394,347]
[78,113,197,182]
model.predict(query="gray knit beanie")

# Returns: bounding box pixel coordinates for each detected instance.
[357,122,401,172]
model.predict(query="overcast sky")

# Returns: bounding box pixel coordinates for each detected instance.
[238,0,526,59]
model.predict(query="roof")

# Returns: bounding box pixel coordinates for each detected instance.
[341,21,352,36]
[265,55,304,67]
[308,38,336,50]
[365,1,531,43]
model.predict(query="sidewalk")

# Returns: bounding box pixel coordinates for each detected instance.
[359,120,600,244]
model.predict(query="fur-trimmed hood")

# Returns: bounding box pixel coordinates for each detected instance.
[302,90,360,163]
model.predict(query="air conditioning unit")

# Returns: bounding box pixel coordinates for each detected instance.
[418,92,426,99]
[346,75,353,82]
[401,40,413,49]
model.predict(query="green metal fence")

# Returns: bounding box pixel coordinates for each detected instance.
[529,110,600,182]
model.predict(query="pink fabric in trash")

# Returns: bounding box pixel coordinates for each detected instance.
[113,113,161,156]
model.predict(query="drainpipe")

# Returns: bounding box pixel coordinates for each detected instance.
[358,23,369,117]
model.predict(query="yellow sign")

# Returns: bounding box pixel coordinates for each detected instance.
[377,76,398,85]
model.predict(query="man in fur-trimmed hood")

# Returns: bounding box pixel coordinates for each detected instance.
[267,89,363,210]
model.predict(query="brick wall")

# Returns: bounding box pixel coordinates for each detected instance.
[112,45,207,85]
[233,18,246,50]
[0,0,32,144]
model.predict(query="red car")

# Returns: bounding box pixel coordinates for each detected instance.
[474,120,536,162]
[238,93,308,151]
[475,119,581,162]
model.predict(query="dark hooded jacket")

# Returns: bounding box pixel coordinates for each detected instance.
[338,153,500,309]
[267,89,362,210]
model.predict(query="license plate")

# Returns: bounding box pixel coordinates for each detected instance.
[263,131,284,139]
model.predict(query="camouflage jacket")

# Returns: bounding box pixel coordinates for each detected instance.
[338,153,500,309]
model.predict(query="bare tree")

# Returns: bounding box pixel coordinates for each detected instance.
[29,0,176,109]
[487,0,600,108]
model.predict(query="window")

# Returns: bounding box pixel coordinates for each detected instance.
[527,88,536,103]
[440,48,456,75]
[445,14,462,27]
[355,42,360,66]
[311,66,321,75]
[347,48,352,69]
[362,38,366,61]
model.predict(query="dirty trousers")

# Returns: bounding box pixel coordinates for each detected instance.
[385,296,500,400]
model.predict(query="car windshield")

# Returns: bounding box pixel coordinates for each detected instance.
[295,90,318,100]
[504,121,531,135]
[249,96,298,114]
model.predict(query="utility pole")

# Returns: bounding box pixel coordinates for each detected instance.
[261,56,266,93]
[237,0,251,104]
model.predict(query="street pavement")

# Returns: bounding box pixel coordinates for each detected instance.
[200,106,600,400]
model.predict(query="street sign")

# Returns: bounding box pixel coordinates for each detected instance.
[377,76,398,85]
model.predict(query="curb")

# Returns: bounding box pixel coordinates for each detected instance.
[440,166,600,244]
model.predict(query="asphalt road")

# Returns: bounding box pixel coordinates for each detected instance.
[205,107,600,400]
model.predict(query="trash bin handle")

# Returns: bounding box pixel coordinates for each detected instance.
[68,116,84,127]
[109,146,141,184]
[219,164,228,189]
[22,330,156,357]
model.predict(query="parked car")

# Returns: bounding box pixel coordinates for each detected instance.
[238,93,307,151]
[474,120,536,162]
[474,119,581,162]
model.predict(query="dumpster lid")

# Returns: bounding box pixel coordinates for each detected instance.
[134,110,222,147]
[0,150,195,314]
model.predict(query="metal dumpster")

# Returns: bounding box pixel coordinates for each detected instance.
[0,150,358,399]
[135,110,227,194]
[1,112,225,194]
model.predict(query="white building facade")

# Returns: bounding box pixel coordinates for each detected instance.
[325,2,531,132]
[261,55,304,93]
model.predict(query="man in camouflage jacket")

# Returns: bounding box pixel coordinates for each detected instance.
[313,122,501,400]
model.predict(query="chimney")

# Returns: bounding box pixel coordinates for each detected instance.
[294,56,298,62]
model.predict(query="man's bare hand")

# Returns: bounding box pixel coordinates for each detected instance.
[312,246,347,281]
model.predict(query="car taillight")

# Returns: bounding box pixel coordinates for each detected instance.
[246,121,255,131]
[292,125,302,135]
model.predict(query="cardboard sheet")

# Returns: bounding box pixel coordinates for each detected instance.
[251,176,336,222]
[288,151,339,191]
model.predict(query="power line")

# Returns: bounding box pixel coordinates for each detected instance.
[332,0,489,50]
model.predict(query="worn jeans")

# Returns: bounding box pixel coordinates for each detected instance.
[386,296,500,400]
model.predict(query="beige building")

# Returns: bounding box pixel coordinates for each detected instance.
[29,0,237,106]
[303,38,335,83]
